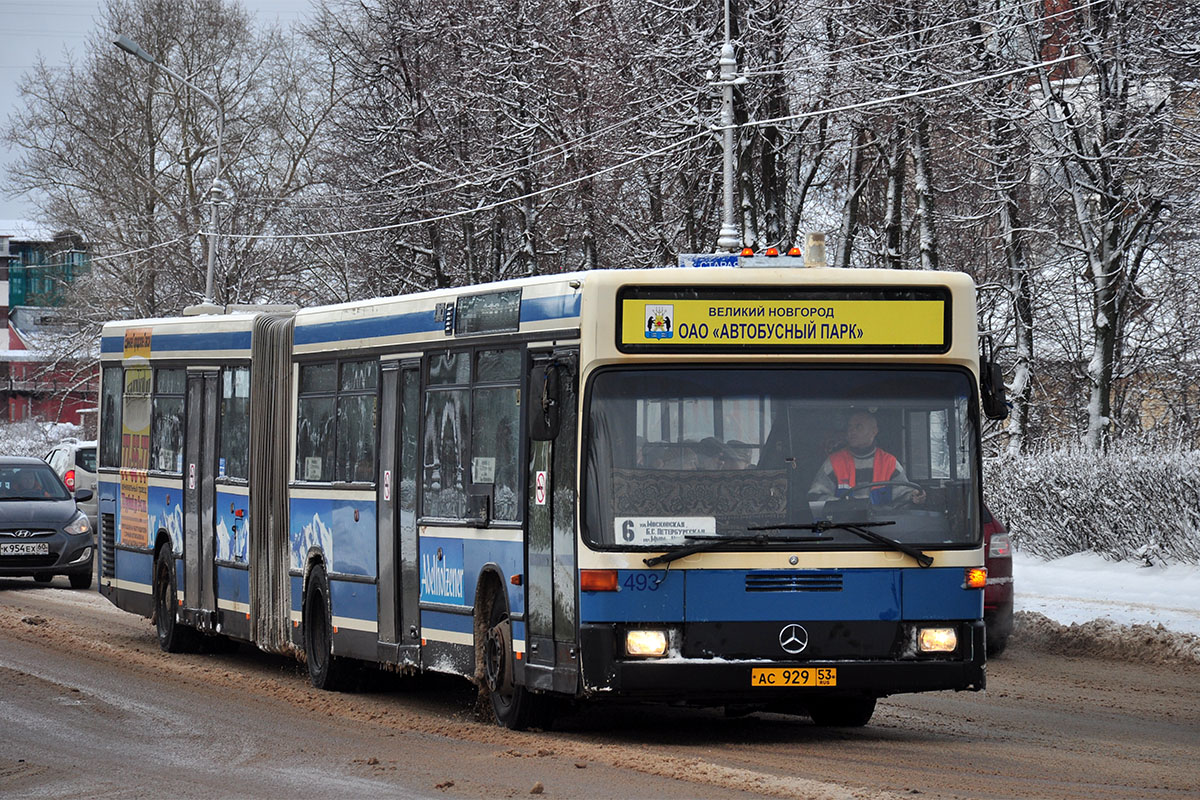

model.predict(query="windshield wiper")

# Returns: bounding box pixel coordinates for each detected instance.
[747,520,934,568]
[643,533,833,568]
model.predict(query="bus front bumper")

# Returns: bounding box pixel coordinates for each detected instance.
[578,621,986,701]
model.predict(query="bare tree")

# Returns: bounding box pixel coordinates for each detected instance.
[1023,0,1200,450]
[5,0,336,322]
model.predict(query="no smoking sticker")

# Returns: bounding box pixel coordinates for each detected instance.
[535,471,548,505]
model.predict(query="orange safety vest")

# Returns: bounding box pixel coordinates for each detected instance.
[829,449,898,502]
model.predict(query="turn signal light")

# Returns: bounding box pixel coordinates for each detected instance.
[964,567,988,589]
[580,569,619,592]
[64,469,76,491]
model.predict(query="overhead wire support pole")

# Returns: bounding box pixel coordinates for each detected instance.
[114,34,224,314]
[714,0,743,253]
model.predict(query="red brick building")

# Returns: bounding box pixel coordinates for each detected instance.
[1,223,96,427]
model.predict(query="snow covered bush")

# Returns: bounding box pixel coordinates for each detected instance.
[984,447,1200,565]
[0,420,82,459]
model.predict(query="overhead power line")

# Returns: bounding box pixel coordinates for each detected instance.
[209,51,1085,244]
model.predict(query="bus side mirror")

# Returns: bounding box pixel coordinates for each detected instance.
[981,360,1009,421]
[529,364,560,441]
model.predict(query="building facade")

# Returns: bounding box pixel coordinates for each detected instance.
[1,223,96,427]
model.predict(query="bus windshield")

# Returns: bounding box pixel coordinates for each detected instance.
[584,367,979,551]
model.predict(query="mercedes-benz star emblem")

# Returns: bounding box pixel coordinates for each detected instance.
[778,623,809,654]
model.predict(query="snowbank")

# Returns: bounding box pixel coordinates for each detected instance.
[985,447,1200,564]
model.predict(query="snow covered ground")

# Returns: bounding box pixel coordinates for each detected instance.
[1015,550,1200,635]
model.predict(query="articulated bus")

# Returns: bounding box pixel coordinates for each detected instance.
[97,263,1002,729]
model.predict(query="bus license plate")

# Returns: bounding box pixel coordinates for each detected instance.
[0,542,49,556]
[751,667,837,687]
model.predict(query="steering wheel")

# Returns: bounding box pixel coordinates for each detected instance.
[843,480,926,507]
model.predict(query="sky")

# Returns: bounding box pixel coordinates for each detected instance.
[0,0,317,222]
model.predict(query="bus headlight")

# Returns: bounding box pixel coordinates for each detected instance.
[625,629,668,657]
[917,627,958,653]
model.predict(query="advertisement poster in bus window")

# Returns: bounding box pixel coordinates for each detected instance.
[119,366,151,547]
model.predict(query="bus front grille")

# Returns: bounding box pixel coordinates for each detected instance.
[101,513,116,578]
[745,571,843,592]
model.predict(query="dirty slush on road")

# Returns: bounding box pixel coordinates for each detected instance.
[1,587,1198,800]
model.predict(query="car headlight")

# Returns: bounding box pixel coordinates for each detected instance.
[64,512,91,536]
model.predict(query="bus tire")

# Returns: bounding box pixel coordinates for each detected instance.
[304,563,350,691]
[154,549,198,653]
[481,592,553,731]
[807,695,876,727]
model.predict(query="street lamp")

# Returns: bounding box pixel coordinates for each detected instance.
[114,34,224,315]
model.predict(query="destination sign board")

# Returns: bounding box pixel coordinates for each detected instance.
[618,287,949,353]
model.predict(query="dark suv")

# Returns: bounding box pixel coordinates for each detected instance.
[0,457,95,589]
[983,504,1014,655]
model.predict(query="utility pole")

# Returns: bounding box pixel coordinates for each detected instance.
[114,34,225,315]
[714,0,742,253]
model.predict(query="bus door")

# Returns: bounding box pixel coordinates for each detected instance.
[523,351,579,694]
[183,369,219,624]
[377,361,421,664]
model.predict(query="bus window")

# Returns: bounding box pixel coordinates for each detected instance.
[472,387,520,520]
[296,363,336,482]
[336,360,378,483]
[151,368,185,473]
[294,360,377,484]
[586,367,978,549]
[422,348,521,522]
[219,367,250,480]
[100,366,123,468]
[423,387,469,518]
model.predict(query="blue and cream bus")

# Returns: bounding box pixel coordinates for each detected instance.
[97,262,1004,729]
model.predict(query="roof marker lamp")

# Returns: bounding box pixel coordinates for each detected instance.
[917,627,958,653]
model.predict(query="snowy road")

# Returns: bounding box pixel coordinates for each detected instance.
[2,575,1198,799]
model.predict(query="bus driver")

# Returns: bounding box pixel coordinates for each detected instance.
[808,411,926,506]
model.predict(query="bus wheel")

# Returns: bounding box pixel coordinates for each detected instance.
[807,695,876,727]
[304,564,349,691]
[482,595,552,731]
[154,549,197,653]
